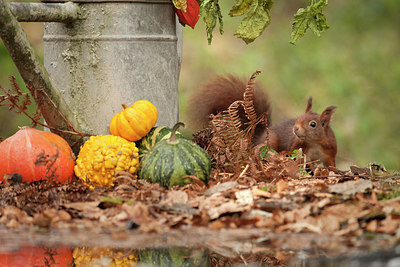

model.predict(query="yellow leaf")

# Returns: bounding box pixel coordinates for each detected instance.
[173,0,187,12]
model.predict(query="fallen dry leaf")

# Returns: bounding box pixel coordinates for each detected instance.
[235,189,254,206]
[377,215,400,234]
[315,212,342,233]
[199,194,251,220]
[366,220,378,232]
[278,222,322,233]
[204,181,238,196]
[160,190,189,205]
[328,179,373,195]
[252,187,272,198]
[276,180,287,194]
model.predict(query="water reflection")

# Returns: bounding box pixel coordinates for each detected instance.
[0,245,285,266]
[73,247,137,266]
[73,247,212,267]
[4,244,400,266]
[0,245,73,266]
[72,247,288,266]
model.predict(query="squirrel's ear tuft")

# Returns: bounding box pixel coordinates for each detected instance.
[305,97,313,113]
[320,106,336,127]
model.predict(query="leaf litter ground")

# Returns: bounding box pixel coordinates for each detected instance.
[1,160,400,265]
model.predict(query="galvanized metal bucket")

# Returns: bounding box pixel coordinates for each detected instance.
[43,0,181,135]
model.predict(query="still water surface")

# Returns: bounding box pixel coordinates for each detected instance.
[1,227,399,266]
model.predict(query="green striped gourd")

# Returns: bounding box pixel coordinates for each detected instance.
[138,122,210,188]
[137,126,183,159]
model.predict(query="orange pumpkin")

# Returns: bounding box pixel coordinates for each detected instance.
[110,100,158,141]
[0,127,75,183]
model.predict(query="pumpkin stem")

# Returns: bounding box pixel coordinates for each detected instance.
[121,104,128,109]
[167,122,185,145]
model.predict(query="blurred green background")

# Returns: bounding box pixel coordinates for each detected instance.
[1,0,399,170]
[0,20,43,137]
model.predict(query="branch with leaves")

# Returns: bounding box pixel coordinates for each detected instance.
[173,0,329,44]
[291,0,329,44]
[0,77,92,148]
[0,0,82,147]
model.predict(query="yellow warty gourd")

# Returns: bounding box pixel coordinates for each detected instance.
[74,135,139,188]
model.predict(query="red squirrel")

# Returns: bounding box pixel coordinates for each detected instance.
[188,74,337,168]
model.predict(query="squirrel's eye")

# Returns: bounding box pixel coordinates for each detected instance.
[309,121,317,128]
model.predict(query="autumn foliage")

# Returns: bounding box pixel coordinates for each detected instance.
[174,0,200,29]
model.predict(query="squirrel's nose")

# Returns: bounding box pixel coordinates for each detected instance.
[293,126,299,133]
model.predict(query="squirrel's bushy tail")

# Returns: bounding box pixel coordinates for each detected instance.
[187,74,271,131]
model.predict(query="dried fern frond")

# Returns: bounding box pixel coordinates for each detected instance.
[192,127,213,150]
[204,70,271,175]
[243,71,261,124]
[242,71,265,144]
[210,102,244,149]
[227,100,244,132]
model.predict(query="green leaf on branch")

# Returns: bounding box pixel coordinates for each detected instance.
[229,0,254,17]
[201,0,224,44]
[290,0,329,45]
[233,0,273,44]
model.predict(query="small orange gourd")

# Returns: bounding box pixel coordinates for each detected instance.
[110,100,158,141]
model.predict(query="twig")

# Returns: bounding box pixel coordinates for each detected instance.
[0,79,92,148]
[37,88,77,132]
[238,164,250,179]
[296,159,320,167]
[0,93,29,104]
[239,253,248,266]
[70,135,86,148]
[297,174,371,180]
[2,93,86,136]
[0,1,73,136]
